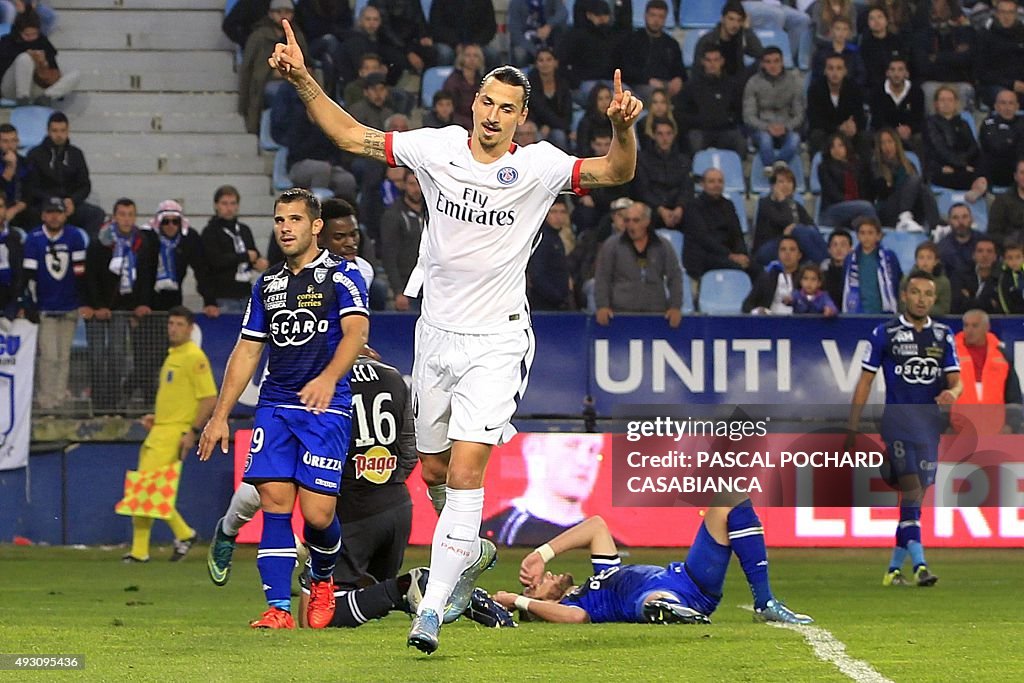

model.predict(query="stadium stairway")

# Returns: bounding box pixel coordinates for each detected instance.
[47,0,275,238]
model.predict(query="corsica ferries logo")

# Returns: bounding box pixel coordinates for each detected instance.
[354,445,398,484]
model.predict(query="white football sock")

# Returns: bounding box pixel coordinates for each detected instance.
[417,487,484,615]
[221,483,261,536]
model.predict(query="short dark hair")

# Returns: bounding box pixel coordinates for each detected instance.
[831,16,852,29]
[214,184,239,203]
[915,240,939,260]
[976,236,998,252]
[275,188,321,220]
[948,201,971,217]
[432,89,454,106]
[113,197,135,211]
[47,111,69,128]
[854,215,882,233]
[700,45,723,59]
[903,269,935,291]
[829,229,853,247]
[167,305,194,324]
[799,262,823,282]
[824,53,847,66]
[0,123,15,135]
[887,55,908,69]
[762,46,783,59]
[481,65,531,109]
[646,0,669,11]
[321,197,357,223]
[722,0,746,18]
[779,235,802,253]
[1004,237,1024,253]
[13,8,41,34]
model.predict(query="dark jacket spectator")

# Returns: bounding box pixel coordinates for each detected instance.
[807,77,866,146]
[951,265,1000,314]
[201,216,261,302]
[859,25,908,92]
[0,221,24,318]
[222,0,270,48]
[370,0,436,71]
[694,19,763,80]
[675,69,743,133]
[556,2,621,87]
[979,107,1024,188]
[819,155,870,210]
[870,79,925,134]
[912,15,975,85]
[977,6,1024,105]
[238,14,308,134]
[85,225,159,311]
[989,188,1024,246]
[527,222,571,310]
[428,0,496,54]
[574,84,612,156]
[378,174,423,307]
[753,196,813,257]
[925,111,981,189]
[683,191,750,278]
[615,19,686,95]
[507,0,568,65]
[527,64,573,137]
[632,136,693,223]
[146,200,215,311]
[339,6,407,85]
[0,17,59,84]
[24,118,104,235]
[295,0,352,43]
[810,42,867,89]
[441,46,483,130]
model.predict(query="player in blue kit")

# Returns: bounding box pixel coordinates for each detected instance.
[491,496,813,626]
[848,271,961,588]
[199,188,369,630]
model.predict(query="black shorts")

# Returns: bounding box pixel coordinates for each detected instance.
[334,501,413,590]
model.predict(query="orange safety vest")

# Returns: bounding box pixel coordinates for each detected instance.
[951,332,1009,435]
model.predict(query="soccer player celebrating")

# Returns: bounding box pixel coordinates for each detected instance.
[490,496,812,625]
[848,271,961,587]
[268,20,643,653]
[199,189,369,629]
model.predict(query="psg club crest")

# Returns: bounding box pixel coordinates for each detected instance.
[497,166,518,185]
[314,267,328,284]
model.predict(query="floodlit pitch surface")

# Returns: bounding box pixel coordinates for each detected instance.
[1,545,1022,681]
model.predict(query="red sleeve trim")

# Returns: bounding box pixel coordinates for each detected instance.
[571,158,589,197]
[384,131,396,167]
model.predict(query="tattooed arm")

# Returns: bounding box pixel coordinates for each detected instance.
[576,69,641,188]
[268,19,387,162]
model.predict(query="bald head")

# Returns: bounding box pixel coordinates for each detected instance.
[703,168,724,198]
[962,309,991,347]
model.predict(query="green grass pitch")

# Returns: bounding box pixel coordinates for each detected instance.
[1,545,1022,682]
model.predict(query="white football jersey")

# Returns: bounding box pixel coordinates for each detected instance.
[386,126,583,334]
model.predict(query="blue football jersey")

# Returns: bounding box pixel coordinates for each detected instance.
[861,315,959,438]
[240,250,368,412]
[22,226,87,312]
[560,556,667,623]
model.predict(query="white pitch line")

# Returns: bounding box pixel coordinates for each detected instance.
[739,605,893,683]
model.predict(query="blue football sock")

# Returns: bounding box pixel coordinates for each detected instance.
[305,516,341,581]
[257,511,298,611]
[727,501,773,610]
[897,505,925,571]
[888,546,907,573]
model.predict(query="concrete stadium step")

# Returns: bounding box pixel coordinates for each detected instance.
[63,50,236,93]
[74,132,257,158]
[86,150,273,176]
[72,110,244,135]
[62,92,239,118]
[54,0,225,10]
[90,174,275,217]
[50,10,231,51]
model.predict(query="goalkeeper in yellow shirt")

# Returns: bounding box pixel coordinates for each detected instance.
[123,306,217,562]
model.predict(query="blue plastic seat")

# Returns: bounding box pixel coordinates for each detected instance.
[935,189,989,233]
[750,155,804,195]
[259,108,280,152]
[421,66,454,109]
[882,230,927,274]
[656,228,683,265]
[682,28,712,69]
[273,147,290,191]
[10,105,55,154]
[699,269,752,314]
[693,148,745,192]
[754,29,793,69]
[725,191,749,233]
[679,0,724,28]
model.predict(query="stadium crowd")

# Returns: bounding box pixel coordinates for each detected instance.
[6,0,1024,414]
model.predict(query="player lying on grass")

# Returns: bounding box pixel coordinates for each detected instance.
[294,566,515,629]
[491,495,813,625]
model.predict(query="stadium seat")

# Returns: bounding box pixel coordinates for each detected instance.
[749,155,804,195]
[273,147,290,191]
[565,0,575,25]
[905,151,922,174]
[725,191,749,233]
[935,189,989,232]
[698,269,752,314]
[259,108,280,152]
[883,230,927,274]
[808,152,823,195]
[682,271,695,314]
[421,0,432,19]
[224,0,239,16]
[656,228,683,265]
[682,28,712,69]
[679,0,724,28]
[693,148,745,192]
[421,66,453,109]
[0,22,10,38]
[754,30,794,69]
[10,105,54,154]
[960,110,978,140]
[632,0,676,29]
